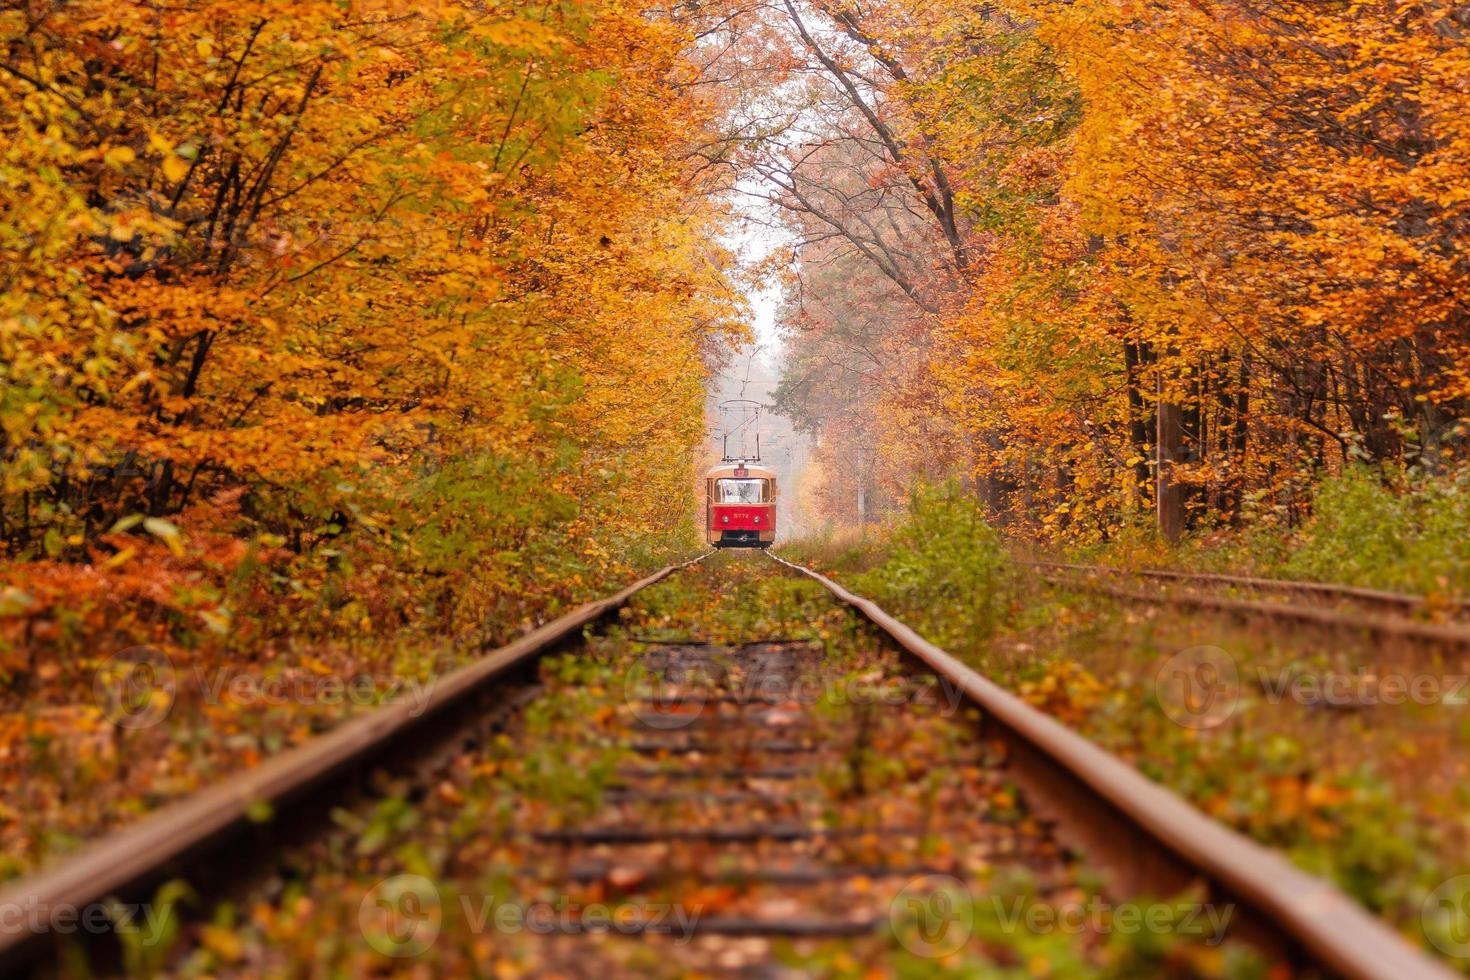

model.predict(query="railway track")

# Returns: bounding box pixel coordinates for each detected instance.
[1022,559,1470,650]
[0,553,1456,977]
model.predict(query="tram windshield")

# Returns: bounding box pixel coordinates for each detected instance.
[716,478,768,504]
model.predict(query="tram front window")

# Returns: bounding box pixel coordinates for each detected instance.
[717,479,767,504]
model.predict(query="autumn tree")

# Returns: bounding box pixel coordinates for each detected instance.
[731,0,1470,542]
[0,0,743,651]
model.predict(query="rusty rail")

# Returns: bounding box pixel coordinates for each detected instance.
[1026,561,1470,649]
[769,551,1457,980]
[0,554,708,973]
[1019,559,1468,619]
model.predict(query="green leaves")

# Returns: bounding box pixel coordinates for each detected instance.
[848,482,1012,652]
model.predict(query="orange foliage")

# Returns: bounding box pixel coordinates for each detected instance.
[760,0,1470,539]
[0,0,743,873]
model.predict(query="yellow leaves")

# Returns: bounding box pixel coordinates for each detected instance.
[199,925,244,963]
[162,154,190,183]
[142,517,185,557]
[476,17,570,56]
[1304,780,1351,810]
[102,145,135,169]
[100,547,136,570]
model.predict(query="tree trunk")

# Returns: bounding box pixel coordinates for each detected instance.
[1156,375,1184,544]
[1123,340,1154,507]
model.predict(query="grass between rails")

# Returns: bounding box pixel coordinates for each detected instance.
[127,553,1261,978]
[781,486,1470,968]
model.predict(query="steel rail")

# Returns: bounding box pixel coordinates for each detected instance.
[1036,571,1470,649]
[0,554,709,973]
[769,551,1457,980]
[1018,559,1467,616]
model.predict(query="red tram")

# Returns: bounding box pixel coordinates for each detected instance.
[705,461,776,549]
